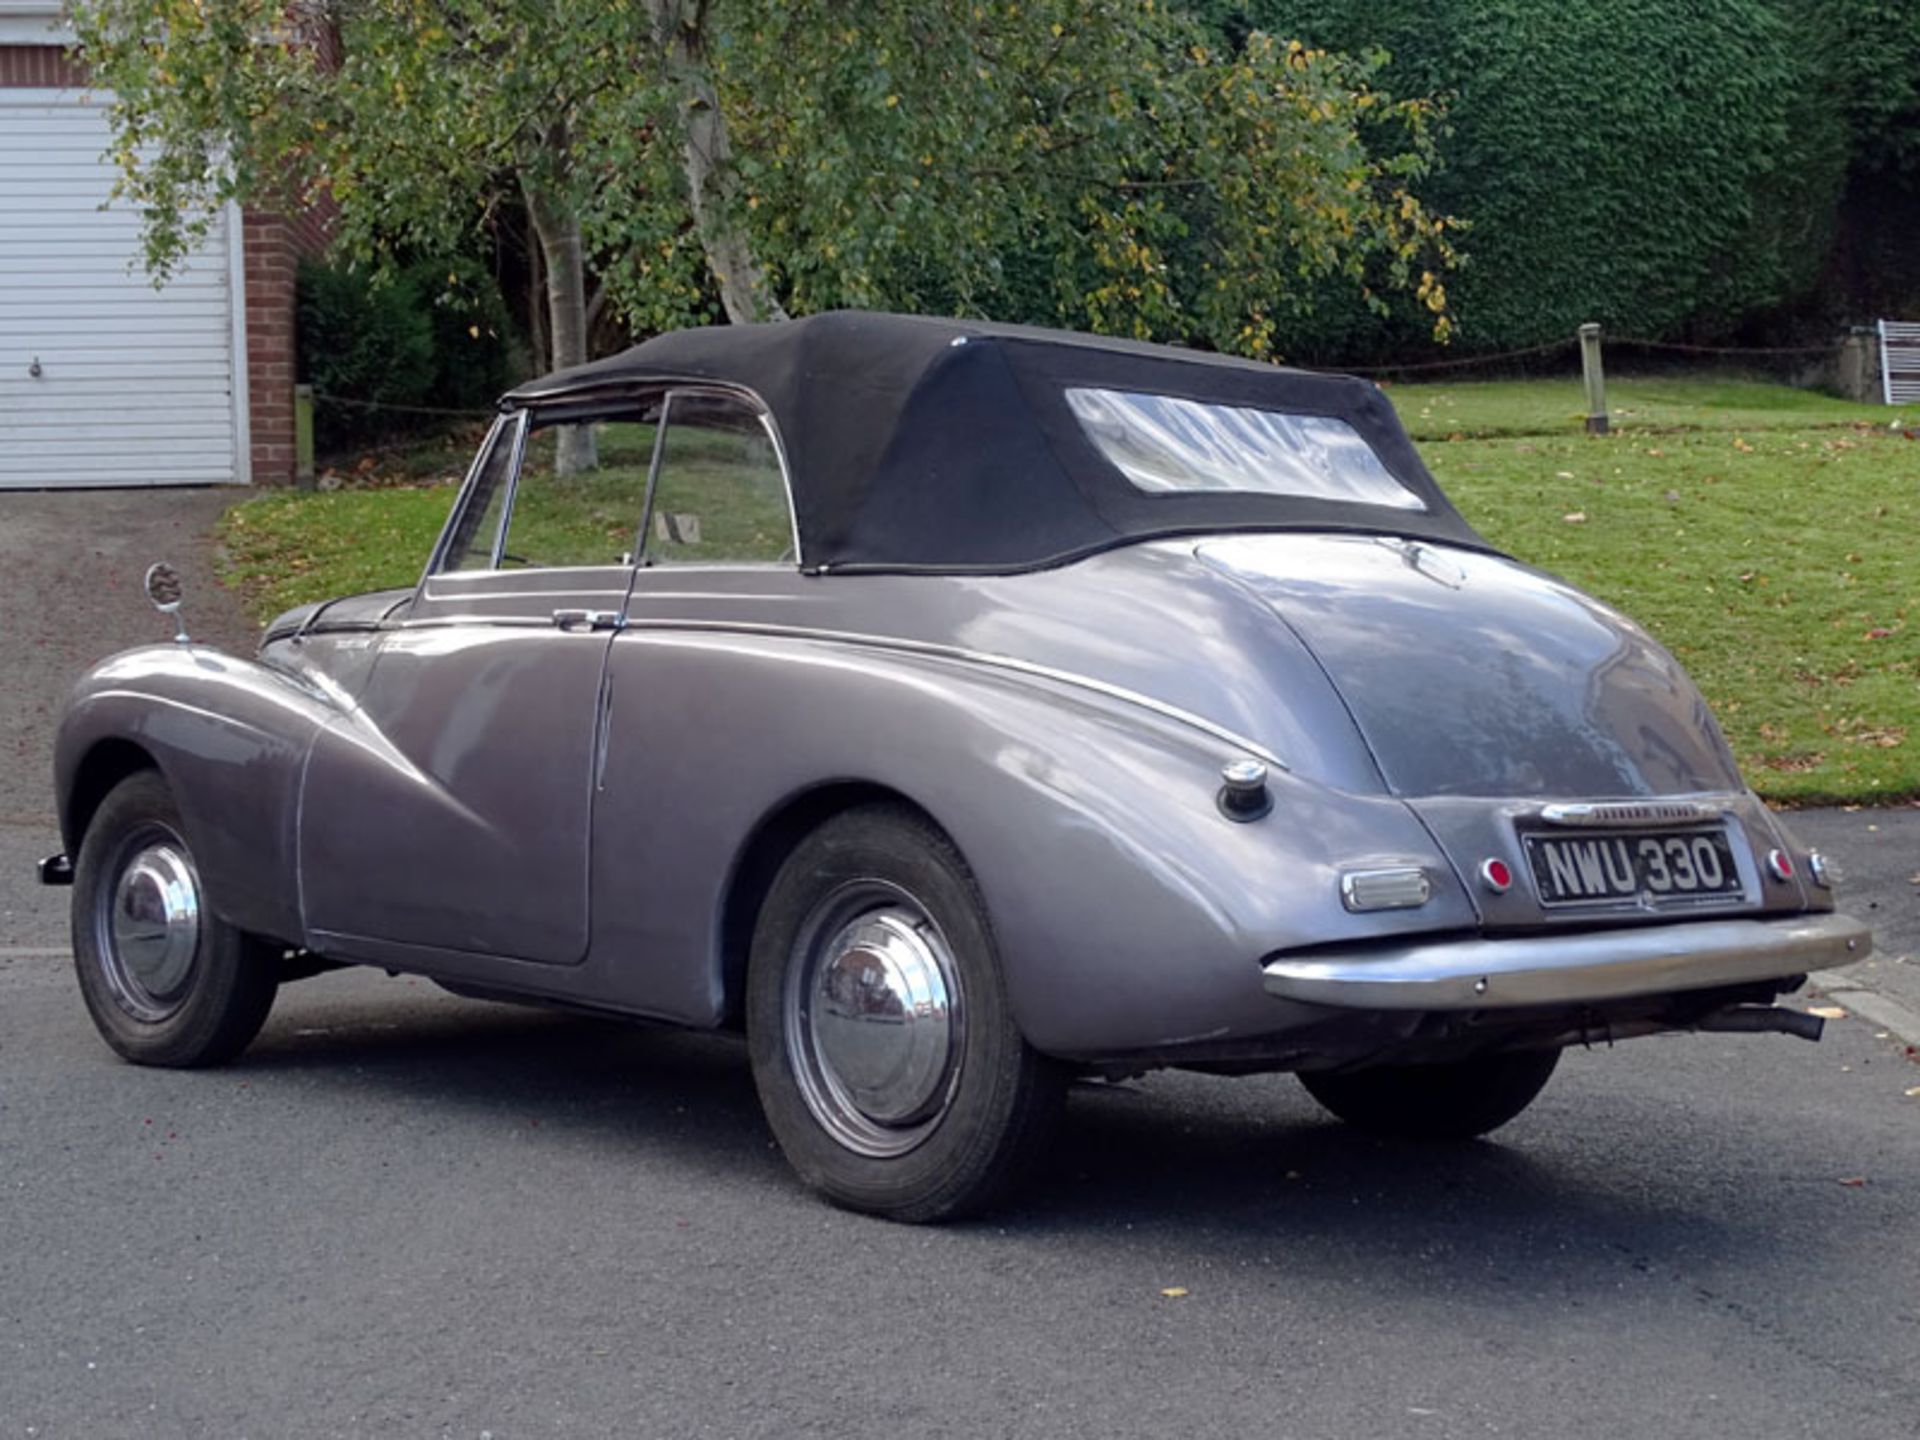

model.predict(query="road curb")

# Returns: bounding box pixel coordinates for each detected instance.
[1812,968,1920,1051]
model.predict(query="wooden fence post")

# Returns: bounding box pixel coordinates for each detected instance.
[1578,323,1609,435]
[293,384,316,490]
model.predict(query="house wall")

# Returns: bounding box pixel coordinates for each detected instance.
[0,36,325,485]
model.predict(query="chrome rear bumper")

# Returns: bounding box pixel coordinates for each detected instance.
[1262,912,1871,1011]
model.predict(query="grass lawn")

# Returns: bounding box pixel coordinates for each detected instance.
[1393,375,1906,441]
[217,376,1920,804]
[1396,377,1919,803]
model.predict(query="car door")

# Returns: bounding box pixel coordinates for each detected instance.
[586,388,807,1019]
[298,403,661,965]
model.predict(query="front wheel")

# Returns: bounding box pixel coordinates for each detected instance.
[70,771,279,1067]
[1298,1049,1561,1140]
[746,805,1065,1222]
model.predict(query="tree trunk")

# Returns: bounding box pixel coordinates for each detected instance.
[524,173,598,474]
[526,210,551,377]
[649,0,788,325]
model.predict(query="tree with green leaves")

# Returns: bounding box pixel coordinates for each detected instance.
[77,0,680,471]
[591,2,1461,358]
[73,0,1459,439]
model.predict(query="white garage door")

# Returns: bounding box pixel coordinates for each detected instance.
[0,87,247,488]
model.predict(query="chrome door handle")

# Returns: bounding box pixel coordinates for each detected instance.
[551,608,624,631]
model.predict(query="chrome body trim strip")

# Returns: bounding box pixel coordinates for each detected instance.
[615,617,1290,770]
[420,413,516,582]
[1261,911,1870,1011]
[1536,801,1724,828]
[369,611,1291,766]
[491,410,534,571]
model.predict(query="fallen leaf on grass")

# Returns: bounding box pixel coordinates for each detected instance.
[1562,511,1587,524]
[1757,752,1824,773]
[1849,728,1907,749]
[1808,1005,1848,1020]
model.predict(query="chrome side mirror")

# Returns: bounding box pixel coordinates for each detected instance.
[143,561,190,644]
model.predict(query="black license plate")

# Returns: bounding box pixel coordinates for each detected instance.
[1522,829,1742,907]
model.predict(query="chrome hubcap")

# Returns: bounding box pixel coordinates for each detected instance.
[96,838,201,1022]
[787,886,964,1158]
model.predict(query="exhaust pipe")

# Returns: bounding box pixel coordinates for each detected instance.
[1694,1004,1825,1042]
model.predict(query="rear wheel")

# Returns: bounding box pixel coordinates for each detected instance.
[746,805,1064,1221]
[1298,1049,1560,1140]
[71,771,279,1067]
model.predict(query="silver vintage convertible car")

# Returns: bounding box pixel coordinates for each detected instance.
[43,311,1869,1219]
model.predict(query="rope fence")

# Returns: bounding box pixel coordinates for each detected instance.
[294,321,1888,479]
[1308,322,1885,435]
[305,331,1855,409]
[309,392,497,419]
[1333,332,1842,379]
[1334,337,1576,377]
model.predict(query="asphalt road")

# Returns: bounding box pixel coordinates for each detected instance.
[3,958,1917,1439]
[1,490,1915,1438]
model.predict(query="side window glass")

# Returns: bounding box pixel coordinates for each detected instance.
[642,393,795,566]
[443,418,521,571]
[498,404,662,568]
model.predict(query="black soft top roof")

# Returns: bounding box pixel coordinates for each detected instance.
[504,310,1488,573]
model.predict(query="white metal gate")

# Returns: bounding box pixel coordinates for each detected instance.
[1880,320,1920,406]
[0,88,247,487]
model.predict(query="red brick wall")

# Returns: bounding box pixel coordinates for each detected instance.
[241,212,299,484]
[0,44,87,88]
[241,199,333,484]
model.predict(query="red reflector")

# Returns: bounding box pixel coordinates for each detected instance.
[1766,849,1794,882]
[1479,858,1513,893]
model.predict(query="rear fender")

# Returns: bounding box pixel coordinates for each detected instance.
[593,631,1470,1056]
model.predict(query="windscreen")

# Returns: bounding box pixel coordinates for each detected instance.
[1065,387,1425,511]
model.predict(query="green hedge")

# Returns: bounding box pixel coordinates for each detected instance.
[1212,0,1850,356]
[297,258,517,451]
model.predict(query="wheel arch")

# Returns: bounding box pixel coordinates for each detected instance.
[54,650,330,949]
[716,780,947,1028]
[62,737,162,855]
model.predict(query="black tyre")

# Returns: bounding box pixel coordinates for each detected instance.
[70,770,279,1067]
[746,804,1065,1222]
[1298,1048,1561,1140]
